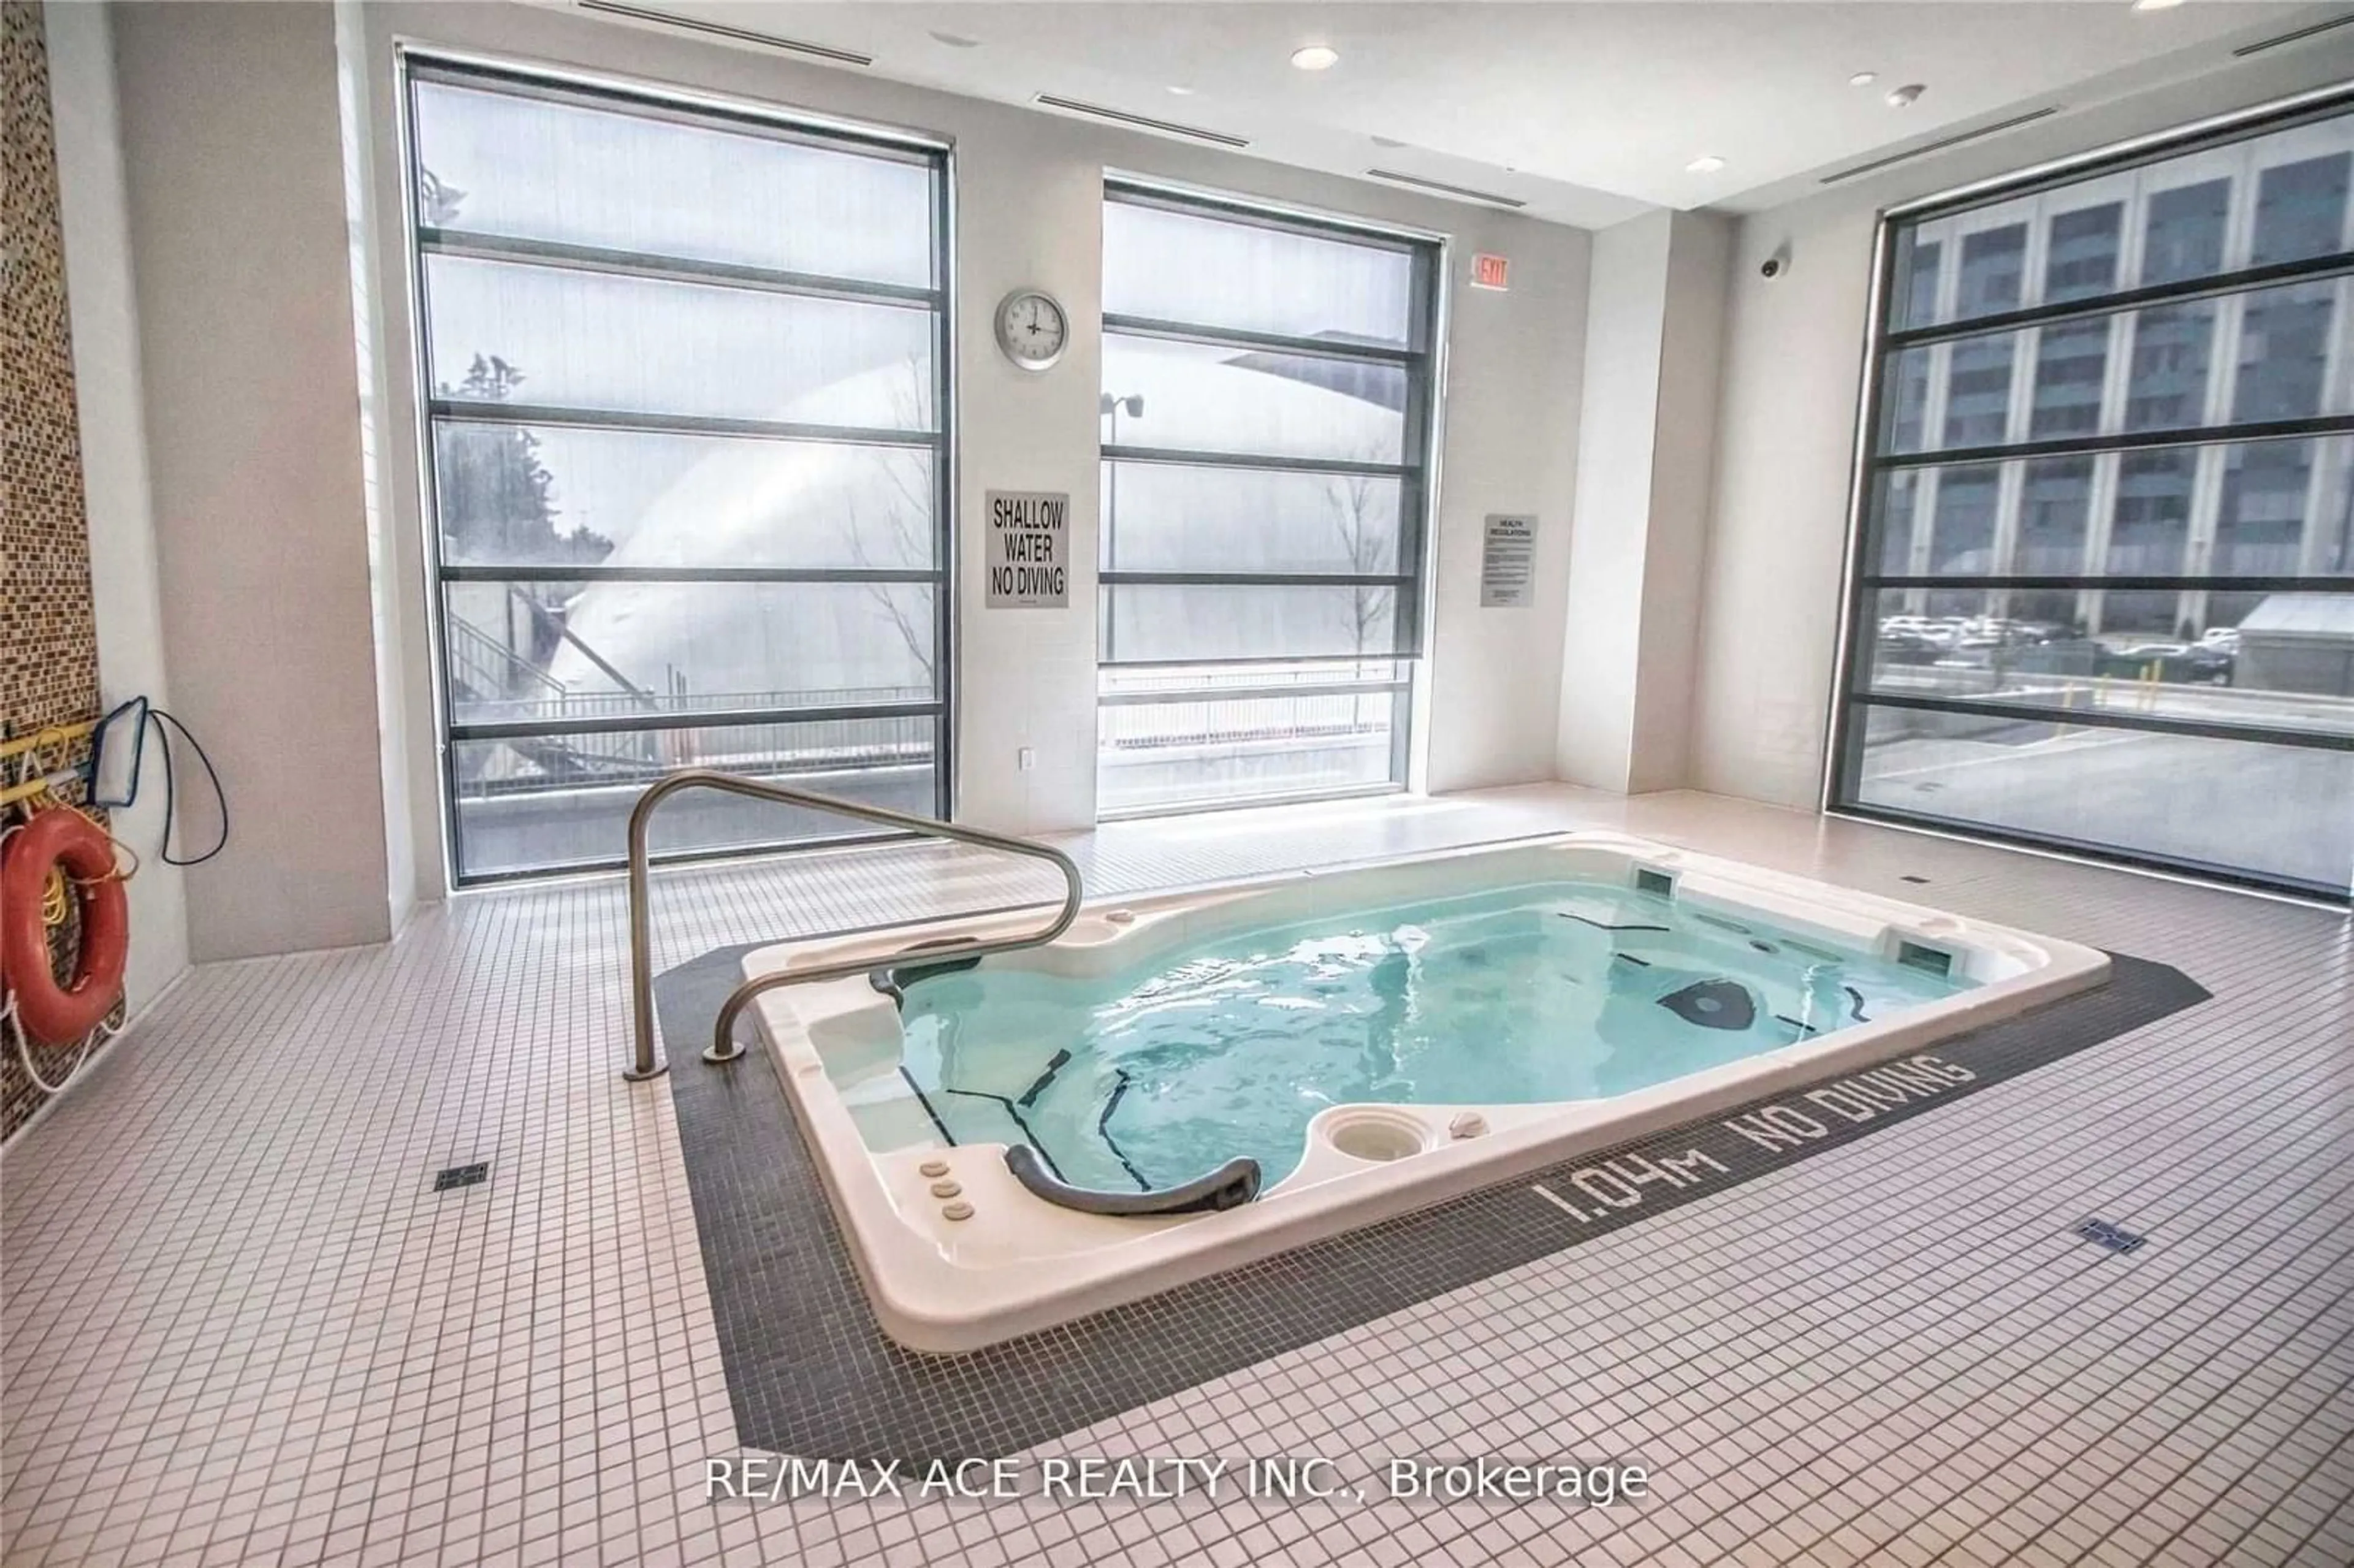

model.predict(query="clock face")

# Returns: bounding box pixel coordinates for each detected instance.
[996,289,1068,371]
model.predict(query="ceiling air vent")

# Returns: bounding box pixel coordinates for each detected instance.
[576,1,874,67]
[1363,169,1528,208]
[1031,94,1251,148]
[1818,107,2062,186]
[2233,12,2354,56]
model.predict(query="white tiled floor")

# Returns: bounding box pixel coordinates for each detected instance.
[4,786,2350,1567]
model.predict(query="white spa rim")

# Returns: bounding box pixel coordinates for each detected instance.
[744,832,2111,1352]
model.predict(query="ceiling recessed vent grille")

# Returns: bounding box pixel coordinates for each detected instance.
[1032,94,1251,148]
[1818,107,2063,185]
[2233,12,2354,56]
[1362,169,1528,208]
[576,1,874,66]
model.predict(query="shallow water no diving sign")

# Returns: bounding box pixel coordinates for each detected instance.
[986,490,1069,607]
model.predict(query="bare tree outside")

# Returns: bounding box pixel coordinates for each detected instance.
[1322,460,1396,739]
[832,356,939,693]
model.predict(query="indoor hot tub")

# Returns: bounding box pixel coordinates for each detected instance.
[742,834,2109,1351]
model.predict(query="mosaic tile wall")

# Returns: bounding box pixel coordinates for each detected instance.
[1,0,108,1140]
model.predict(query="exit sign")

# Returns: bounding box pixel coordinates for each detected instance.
[1471,253,1510,291]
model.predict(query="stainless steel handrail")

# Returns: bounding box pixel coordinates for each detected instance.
[623,767,1084,1080]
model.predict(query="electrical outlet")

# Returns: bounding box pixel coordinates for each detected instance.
[1018,747,1035,772]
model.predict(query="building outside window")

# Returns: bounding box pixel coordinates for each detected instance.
[1094,182,1442,818]
[401,59,951,883]
[1834,96,2354,903]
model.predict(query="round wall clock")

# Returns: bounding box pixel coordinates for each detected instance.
[994,288,1069,371]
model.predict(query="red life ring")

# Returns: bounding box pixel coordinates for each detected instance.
[1,808,130,1047]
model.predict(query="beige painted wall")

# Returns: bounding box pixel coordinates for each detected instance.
[112,1,397,959]
[1556,213,1672,793]
[1555,207,1733,795]
[1630,208,1732,796]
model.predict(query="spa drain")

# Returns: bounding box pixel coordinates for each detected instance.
[2073,1217,2146,1255]
[433,1162,490,1192]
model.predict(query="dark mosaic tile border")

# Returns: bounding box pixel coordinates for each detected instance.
[2,0,107,1145]
[655,947,2207,1461]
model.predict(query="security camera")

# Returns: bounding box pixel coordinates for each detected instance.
[1760,243,1792,281]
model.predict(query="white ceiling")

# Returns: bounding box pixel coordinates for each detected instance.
[571,2,2346,226]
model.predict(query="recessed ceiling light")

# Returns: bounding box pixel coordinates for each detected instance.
[1886,83,1926,108]
[927,29,981,48]
[1167,84,1195,95]
[1848,70,1878,87]
[2131,0,2186,11]
[1290,44,1340,71]
[1686,154,1726,173]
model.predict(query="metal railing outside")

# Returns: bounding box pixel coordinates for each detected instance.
[470,723,935,794]
[446,615,567,702]
[622,767,1084,1079]
[459,683,937,728]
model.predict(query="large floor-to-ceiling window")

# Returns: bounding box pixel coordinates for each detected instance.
[1094,182,1442,817]
[403,58,951,883]
[1834,95,2354,903]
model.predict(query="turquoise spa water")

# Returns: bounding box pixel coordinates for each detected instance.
[891,880,1971,1193]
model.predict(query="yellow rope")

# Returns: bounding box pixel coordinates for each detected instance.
[6,728,139,934]
[0,720,96,765]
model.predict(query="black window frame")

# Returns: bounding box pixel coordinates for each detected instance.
[1827,88,2354,905]
[1095,178,1446,817]
[397,53,956,887]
